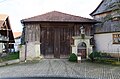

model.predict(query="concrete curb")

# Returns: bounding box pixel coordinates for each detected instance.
[0,59,20,67]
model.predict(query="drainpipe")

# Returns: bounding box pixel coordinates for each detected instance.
[25,41,27,62]
[23,25,27,62]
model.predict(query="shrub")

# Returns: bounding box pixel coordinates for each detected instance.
[89,51,101,61]
[89,53,94,61]
[101,53,112,58]
[101,53,107,57]
[69,53,77,62]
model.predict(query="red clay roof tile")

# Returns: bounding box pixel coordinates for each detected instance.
[22,11,97,23]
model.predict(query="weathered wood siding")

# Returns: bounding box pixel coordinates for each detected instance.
[94,11,120,33]
[25,23,40,43]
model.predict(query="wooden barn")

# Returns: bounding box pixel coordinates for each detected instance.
[21,11,97,59]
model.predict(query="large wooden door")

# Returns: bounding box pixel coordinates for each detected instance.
[78,49,86,59]
[60,27,73,58]
[40,26,74,58]
[41,27,54,58]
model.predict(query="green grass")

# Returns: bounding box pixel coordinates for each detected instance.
[112,61,120,66]
[0,52,19,62]
[88,58,120,66]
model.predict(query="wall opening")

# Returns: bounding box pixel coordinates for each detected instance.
[77,42,87,59]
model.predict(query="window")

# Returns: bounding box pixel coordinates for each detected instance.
[113,34,120,44]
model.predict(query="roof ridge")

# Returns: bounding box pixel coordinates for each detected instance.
[90,0,104,16]
[21,11,98,23]
[23,11,94,21]
[90,0,120,16]
[52,11,94,20]
[22,11,55,21]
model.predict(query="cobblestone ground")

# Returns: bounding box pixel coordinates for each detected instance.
[0,59,120,79]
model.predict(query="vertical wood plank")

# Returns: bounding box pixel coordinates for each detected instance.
[54,27,60,58]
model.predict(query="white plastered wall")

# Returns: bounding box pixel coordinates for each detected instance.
[94,32,120,53]
[0,43,3,53]
[26,41,40,60]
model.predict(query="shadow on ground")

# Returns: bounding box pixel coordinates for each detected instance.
[2,76,95,79]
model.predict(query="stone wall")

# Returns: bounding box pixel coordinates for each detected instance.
[19,41,41,61]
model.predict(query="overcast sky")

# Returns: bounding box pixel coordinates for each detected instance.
[0,0,102,32]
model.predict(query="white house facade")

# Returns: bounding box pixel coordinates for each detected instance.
[91,0,120,57]
[13,32,22,52]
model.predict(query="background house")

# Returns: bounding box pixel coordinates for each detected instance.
[21,11,97,60]
[90,0,120,57]
[13,32,22,52]
[0,14,15,55]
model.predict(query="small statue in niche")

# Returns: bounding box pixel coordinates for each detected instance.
[80,26,85,34]
[80,26,85,39]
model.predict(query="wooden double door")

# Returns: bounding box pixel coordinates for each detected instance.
[78,49,86,59]
[77,42,87,59]
[40,26,73,58]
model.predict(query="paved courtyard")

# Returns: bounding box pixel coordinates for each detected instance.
[0,59,120,79]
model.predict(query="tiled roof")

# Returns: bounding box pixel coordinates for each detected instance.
[90,0,120,16]
[13,32,22,39]
[21,11,97,23]
[0,14,8,21]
